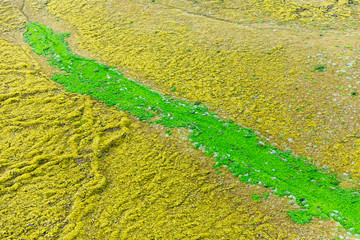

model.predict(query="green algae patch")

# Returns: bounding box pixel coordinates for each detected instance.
[287,210,314,224]
[24,22,360,234]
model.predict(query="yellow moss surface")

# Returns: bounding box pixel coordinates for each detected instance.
[156,0,359,24]
[78,131,295,240]
[0,38,133,238]
[0,38,310,239]
[39,0,360,179]
[0,0,26,32]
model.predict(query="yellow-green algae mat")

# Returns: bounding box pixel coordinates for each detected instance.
[21,21,360,237]
[0,38,300,239]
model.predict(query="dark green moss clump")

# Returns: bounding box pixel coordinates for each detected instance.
[314,64,327,72]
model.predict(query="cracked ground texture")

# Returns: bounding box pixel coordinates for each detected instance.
[1,0,360,239]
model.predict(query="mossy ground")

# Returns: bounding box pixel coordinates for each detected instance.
[1,36,331,240]
[1,0,360,239]
[22,21,360,234]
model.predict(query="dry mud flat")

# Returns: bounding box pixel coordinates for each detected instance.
[1,0,360,239]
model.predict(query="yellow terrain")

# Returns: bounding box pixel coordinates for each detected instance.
[1,0,360,239]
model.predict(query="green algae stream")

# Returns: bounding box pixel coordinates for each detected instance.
[24,22,360,234]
